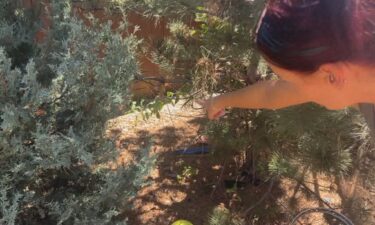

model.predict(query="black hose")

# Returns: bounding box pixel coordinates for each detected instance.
[290,207,355,225]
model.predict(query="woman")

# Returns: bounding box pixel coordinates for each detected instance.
[204,0,375,134]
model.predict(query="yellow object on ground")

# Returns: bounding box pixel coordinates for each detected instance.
[171,219,193,225]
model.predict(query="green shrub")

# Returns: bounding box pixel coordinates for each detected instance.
[0,1,154,224]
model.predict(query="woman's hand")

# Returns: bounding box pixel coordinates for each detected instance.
[198,80,310,119]
[200,97,226,120]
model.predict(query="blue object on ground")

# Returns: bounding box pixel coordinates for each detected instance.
[174,146,209,155]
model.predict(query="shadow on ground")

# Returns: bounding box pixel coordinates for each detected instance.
[115,117,287,225]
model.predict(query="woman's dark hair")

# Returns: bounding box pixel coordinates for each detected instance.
[256,0,375,72]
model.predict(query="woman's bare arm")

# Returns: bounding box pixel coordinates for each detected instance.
[205,79,312,119]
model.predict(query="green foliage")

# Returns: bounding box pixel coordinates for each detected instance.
[0,1,154,224]
[130,92,179,119]
[177,165,199,183]
[268,152,298,177]
[206,104,364,177]
[204,114,252,159]
[0,180,21,225]
[146,1,267,103]
[110,0,267,118]
[111,0,203,19]
[265,104,357,175]
[207,205,244,225]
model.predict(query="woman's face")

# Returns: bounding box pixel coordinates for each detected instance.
[268,62,365,110]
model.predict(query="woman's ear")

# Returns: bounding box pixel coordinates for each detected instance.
[319,63,346,87]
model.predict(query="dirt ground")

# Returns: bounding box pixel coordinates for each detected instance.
[107,102,375,225]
